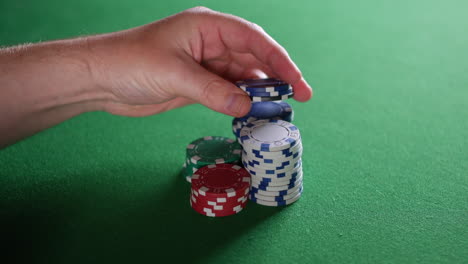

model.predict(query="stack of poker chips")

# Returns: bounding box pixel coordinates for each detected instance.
[236,78,294,102]
[240,119,303,206]
[190,164,251,217]
[183,136,242,183]
[233,78,303,206]
[183,78,303,217]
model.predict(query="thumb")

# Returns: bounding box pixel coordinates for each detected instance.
[175,62,251,117]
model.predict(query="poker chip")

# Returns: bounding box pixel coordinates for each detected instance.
[250,182,303,197]
[245,151,302,169]
[190,199,246,217]
[248,101,293,120]
[251,171,303,187]
[252,170,302,182]
[235,78,291,92]
[239,119,301,152]
[250,186,303,202]
[249,188,303,206]
[251,94,294,102]
[187,136,242,166]
[246,141,303,158]
[242,160,302,176]
[191,164,250,197]
[183,136,242,182]
[246,89,293,97]
[250,174,302,191]
[243,153,302,170]
[190,164,250,217]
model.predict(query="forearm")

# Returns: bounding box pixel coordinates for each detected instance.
[0,38,108,148]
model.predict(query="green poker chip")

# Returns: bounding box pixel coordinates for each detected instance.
[186,136,242,166]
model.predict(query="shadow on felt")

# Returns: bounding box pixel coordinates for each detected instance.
[0,162,281,264]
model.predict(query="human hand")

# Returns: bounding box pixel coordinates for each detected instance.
[87,7,313,117]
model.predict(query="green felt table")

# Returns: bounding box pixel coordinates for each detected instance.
[1,0,467,263]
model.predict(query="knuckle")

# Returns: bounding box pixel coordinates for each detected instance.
[248,22,265,33]
[200,79,225,100]
[186,6,212,14]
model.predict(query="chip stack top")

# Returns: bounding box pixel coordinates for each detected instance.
[236,78,294,102]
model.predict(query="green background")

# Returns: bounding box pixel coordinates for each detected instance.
[1,0,467,263]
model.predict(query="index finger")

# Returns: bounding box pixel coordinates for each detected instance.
[209,12,313,102]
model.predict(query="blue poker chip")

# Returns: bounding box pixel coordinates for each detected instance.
[247,101,293,119]
[236,78,290,90]
[243,84,290,93]
[244,89,293,97]
[251,94,294,102]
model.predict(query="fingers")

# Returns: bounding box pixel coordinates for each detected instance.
[175,59,251,117]
[242,68,268,79]
[291,77,313,102]
[199,10,313,101]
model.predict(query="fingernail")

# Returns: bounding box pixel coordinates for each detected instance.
[226,94,250,116]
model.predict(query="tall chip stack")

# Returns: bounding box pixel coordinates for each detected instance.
[234,78,303,206]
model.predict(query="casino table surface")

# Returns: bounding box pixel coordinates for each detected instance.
[1,0,467,263]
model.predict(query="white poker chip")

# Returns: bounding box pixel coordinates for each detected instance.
[249,181,303,197]
[250,186,303,202]
[250,176,303,192]
[251,170,303,187]
[244,159,302,175]
[239,119,301,152]
[242,154,302,171]
[243,142,303,159]
[249,188,303,206]
[245,161,303,179]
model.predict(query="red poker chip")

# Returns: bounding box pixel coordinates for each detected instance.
[191,200,247,215]
[190,199,246,217]
[191,164,251,198]
[191,192,248,206]
[190,193,248,209]
[191,187,249,202]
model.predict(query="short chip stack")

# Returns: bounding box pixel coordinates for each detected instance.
[183,136,242,183]
[236,78,294,102]
[190,164,251,217]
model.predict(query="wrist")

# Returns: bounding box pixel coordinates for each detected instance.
[64,37,115,113]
